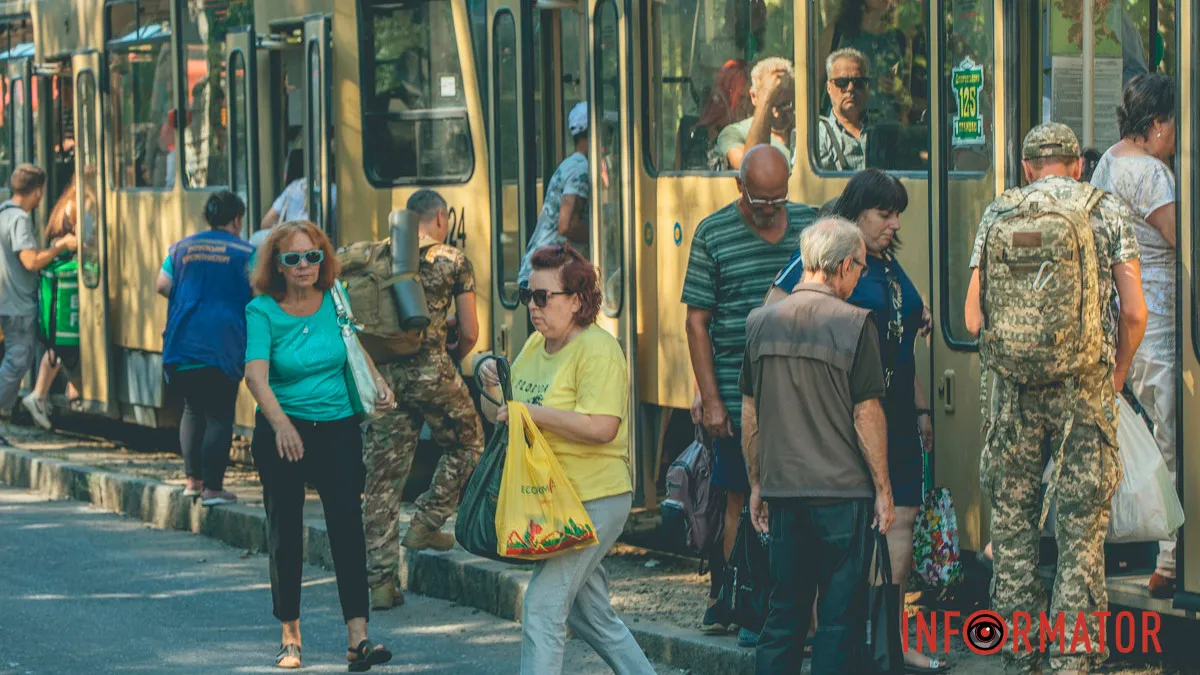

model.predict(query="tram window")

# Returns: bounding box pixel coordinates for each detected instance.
[0,75,9,188]
[807,0,929,174]
[179,0,253,190]
[493,12,519,308]
[595,0,624,315]
[106,0,175,190]
[359,0,473,185]
[941,0,996,346]
[78,71,101,290]
[648,0,794,173]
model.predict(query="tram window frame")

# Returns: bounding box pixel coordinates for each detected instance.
[355,0,475,187]
[77,69,103,290]
[805,1,931,178]
[105,0,177,192]
[176,0,253,192]
[1191,2,1200,363]
[0,15,34,189]
[642,0,796,177]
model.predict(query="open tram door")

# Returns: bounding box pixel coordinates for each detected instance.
[588,0,640,499]
[5,49,33,167]
[486,0,536,360]
[929,0,1017,554]
[69,52,115,417]
[302,15,334,241]
[1178,0,1199,615]
[225,27,261,234]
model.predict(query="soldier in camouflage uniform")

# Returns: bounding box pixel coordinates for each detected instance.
[363,189,484,609]
[964,124,1147,674]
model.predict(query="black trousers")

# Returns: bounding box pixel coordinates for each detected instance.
[756,498,873,675]
[175,367,239,491]
[251,412,369,624]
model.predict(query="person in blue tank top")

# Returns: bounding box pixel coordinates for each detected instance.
[767,169,948,673]
[157,191,254,507]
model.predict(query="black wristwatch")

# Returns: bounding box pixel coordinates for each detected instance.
[916,408,931,418]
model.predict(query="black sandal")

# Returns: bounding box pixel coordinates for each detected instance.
[347,639,392,672]
[275,643,302,669]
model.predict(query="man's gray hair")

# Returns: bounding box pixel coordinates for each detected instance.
[406,188,448,222]
[750,57,795,95]
[799,217,863,276]
[825,47,870,77]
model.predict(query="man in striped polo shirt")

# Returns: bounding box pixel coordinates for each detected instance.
[682,145,816,643]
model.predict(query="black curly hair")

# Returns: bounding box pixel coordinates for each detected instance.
[1117,73,1174,140]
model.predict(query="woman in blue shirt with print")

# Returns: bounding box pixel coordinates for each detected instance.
[769,169,947,673]
[245,220,394,671]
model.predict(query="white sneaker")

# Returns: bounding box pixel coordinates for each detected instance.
[21,394,51,430]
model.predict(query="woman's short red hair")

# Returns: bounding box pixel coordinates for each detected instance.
[253,220,340,301]
[529,244,602,327]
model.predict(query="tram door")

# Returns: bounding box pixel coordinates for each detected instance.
[929,0,1010,551]
[1180,0,1199,611]
[303,15,334,240]
[70,53,115,416]
[6,56,32,167]
[225,27,261,235]
[588,0,638,493]
[487,0,536,359]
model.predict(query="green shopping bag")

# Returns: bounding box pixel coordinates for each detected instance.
[39,256,80,347]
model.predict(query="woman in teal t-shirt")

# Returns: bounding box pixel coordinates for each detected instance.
[244,220,395,671]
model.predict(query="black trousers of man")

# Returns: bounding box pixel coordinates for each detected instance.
[756,497,873,675]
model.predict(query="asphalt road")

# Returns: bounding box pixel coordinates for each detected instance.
[0,487,683,675]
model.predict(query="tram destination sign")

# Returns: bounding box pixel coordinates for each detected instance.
[951,57,985,147]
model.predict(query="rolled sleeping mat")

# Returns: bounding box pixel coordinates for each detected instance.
[389,209,431,331]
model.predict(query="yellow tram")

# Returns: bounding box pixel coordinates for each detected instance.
[1,0,1194,615]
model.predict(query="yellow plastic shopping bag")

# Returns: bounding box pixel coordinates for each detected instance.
[495,401,598,560]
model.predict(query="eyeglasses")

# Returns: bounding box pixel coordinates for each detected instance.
[519,287,574,308]
[744,187,789,208]
[831,76,870,91]
[852,257,869,278]
[279,249,324,267]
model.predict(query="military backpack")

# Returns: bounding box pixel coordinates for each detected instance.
[335,239,428,363]
[979,183,1105,385]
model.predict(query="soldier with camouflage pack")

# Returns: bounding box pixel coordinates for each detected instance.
[363,189,484,610]
[964,123,1147,675]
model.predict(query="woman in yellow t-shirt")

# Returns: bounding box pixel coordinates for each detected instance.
[480,244,653,675]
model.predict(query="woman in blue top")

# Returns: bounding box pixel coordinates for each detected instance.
[245,220,395,671]
[769,169,946,673]
[156,191,253,507]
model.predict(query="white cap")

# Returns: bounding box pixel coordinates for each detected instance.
[568,102,588,137]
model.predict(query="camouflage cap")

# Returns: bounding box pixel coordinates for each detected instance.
[1022,123,1081,160]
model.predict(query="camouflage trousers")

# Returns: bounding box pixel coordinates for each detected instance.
[980,367,1122,675]
[363,352,484,587]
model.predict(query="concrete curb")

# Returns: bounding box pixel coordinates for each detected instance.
[0,444,753,674]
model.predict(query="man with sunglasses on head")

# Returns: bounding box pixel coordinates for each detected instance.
[817,48,871,172]
[361,189,484,612]
[682,145,815,646]
[717,57,796,171]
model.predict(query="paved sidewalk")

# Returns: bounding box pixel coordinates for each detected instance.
[0,422,753,675]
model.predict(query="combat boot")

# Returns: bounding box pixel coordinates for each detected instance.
[370,581,405,610]
[401,521,455,551]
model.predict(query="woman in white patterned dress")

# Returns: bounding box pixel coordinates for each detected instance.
[1090,72,1177,598]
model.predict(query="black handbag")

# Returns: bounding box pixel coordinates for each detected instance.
[719,506,771,634]
[454,356,531,564]
[865,529,904,675]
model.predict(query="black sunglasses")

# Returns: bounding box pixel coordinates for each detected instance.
[831,76,870,91]
[519,287,574,308]
[279,249,324,267]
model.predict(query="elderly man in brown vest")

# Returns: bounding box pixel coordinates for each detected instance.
[739,217,894,675]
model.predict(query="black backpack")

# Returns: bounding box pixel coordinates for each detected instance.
[661,426,723,558]
[719,506,771,633]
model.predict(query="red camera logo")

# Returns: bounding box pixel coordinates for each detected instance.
[963,610,1006,655]
[903,610,1163,656]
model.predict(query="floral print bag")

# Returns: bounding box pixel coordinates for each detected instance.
[912,445,964,589]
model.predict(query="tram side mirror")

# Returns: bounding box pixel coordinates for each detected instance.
[389,209,431,331]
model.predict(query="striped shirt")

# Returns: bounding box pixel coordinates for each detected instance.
[681,201,815,421]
